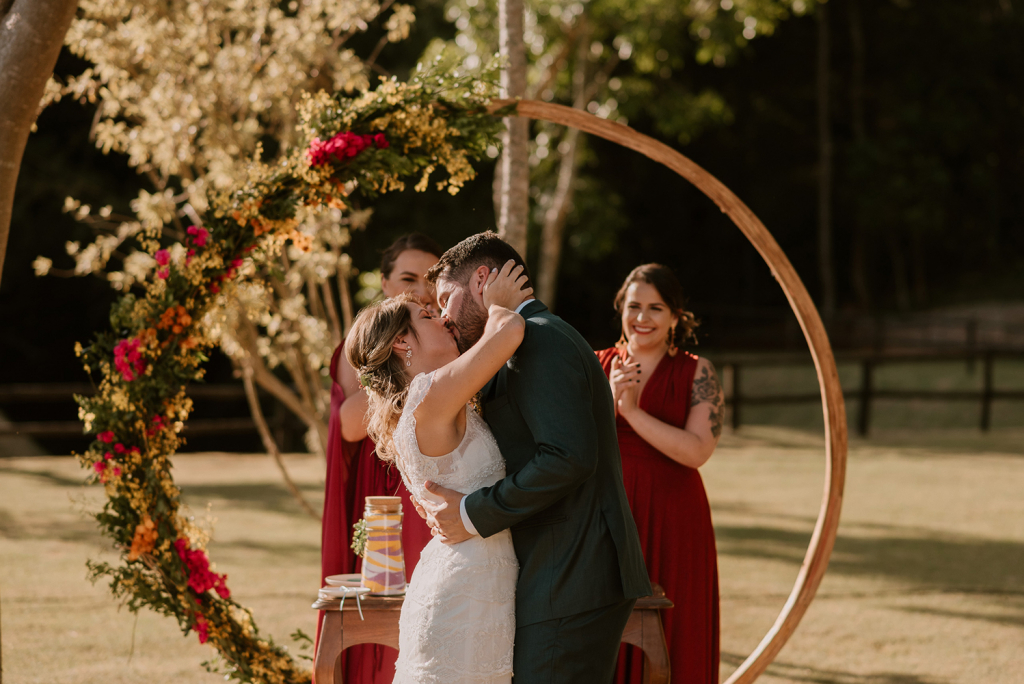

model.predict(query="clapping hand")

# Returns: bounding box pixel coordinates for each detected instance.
[610,355,641,417]
[482,260,533,312]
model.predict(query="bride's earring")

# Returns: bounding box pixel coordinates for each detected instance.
[616,330,628,351]
[405,347,413,367]
[667,324,678,357]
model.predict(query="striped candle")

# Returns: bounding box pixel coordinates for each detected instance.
[360,496,406,595]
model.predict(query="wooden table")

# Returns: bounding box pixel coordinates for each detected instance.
[312,584,673,684]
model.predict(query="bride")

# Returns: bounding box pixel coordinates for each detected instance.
[344,261,533,684]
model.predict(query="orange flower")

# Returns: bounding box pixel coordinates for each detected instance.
[128,516,158,561]
[251,217,272,236]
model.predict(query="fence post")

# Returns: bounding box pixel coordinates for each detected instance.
[731,363,742,431]
[858,358,873,436]
[980,351,994,431]
[966,318,978,373]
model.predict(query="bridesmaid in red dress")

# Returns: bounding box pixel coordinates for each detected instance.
[317,234,440,683]
[597,264,725,684]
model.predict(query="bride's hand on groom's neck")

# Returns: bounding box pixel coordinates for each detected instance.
[482,260,533,313]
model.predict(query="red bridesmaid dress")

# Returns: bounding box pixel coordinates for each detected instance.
[597,347,720,684]
[316,344,433,683]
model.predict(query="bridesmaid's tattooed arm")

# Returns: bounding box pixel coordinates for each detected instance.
[615,356,724,468]
[690,363,725,439]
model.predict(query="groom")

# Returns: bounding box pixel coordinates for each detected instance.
[420,232,651,683]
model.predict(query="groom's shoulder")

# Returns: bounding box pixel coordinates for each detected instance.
[521,309,592,359]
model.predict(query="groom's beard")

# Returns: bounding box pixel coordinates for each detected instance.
[451,296,488,354]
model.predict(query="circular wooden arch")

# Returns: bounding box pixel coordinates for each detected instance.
[489,99,848,684]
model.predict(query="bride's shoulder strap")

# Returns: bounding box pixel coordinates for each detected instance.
[405,371,436,414]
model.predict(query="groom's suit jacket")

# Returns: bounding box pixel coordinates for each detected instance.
[464,299,651,627]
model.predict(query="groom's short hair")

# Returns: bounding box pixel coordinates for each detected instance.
[426,231,533,290]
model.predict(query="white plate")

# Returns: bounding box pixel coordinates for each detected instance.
[324,573,362,587]
[318,585,372,599]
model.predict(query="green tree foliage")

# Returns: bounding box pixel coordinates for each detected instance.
[432,0,808,305]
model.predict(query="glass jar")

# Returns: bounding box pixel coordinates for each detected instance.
[359,496,406,595]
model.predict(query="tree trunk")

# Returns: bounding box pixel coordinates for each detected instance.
[242,367,321,521]
[495,0,529,257]
[0,0,79,287]
[816,2,835,318]
[886,231,911,311]
[536,31,588,309]
[911,229,928,307]
[848,0,871,311]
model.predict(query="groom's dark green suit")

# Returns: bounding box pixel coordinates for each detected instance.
[463,300,651,683]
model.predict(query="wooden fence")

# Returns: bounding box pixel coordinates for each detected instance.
[711,350,1024,435]
[2,349,1023,443]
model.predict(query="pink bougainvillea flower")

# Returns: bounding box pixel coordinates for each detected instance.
[186,225,209,248]
[175,538,231,600]
[154,249,170,266]
[98,431,114,443]
[104,451,113,461]
[112,467,121,477]
[230,258,243,270]
[185,248,195,265]
[93,461,107,473]
[114,443,125,454]
[113,338,146,382]
[157,267,169,280]
[194,614,210,644]
[373,133,389,149]
[146,415,164,437]
[209,284,220,294]
[307,130,383,167]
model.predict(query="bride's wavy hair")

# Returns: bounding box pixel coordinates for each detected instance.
[344,293,418,462]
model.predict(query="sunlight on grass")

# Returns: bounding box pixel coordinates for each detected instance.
[2,434,1023,683]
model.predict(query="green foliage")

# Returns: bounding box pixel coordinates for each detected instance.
[70,69,503,684]
[351,518,369,557]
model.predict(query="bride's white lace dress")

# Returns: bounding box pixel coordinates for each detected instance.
[391,371,518,684]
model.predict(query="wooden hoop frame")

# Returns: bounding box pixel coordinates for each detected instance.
[490,99,848,684]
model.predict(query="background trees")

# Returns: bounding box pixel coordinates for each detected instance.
[3,0,1023,448]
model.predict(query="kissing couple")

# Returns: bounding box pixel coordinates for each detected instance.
[345,232,651,684]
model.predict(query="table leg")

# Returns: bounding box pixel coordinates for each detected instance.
[639,610,670,684]
[314,611,344,684]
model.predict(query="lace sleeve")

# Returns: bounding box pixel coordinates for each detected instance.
[405,371,436,415]
[393,371,438,503]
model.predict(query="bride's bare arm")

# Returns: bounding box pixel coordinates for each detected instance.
[415,261,532,426]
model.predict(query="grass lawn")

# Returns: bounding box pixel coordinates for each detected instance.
[2,426,1023,683]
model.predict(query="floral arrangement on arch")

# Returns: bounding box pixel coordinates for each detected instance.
[74,66,507,684]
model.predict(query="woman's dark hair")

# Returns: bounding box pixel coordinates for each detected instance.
[613,263,699,347]
[380,233,443,279]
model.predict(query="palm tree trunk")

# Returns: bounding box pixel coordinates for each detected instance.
[848,0,871,310]
[495,0,529,257]
[536,30,589,308]
[816,2,835,318]
[0,0,79,287]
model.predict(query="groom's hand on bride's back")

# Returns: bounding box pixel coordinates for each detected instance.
[421,480,474,544]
